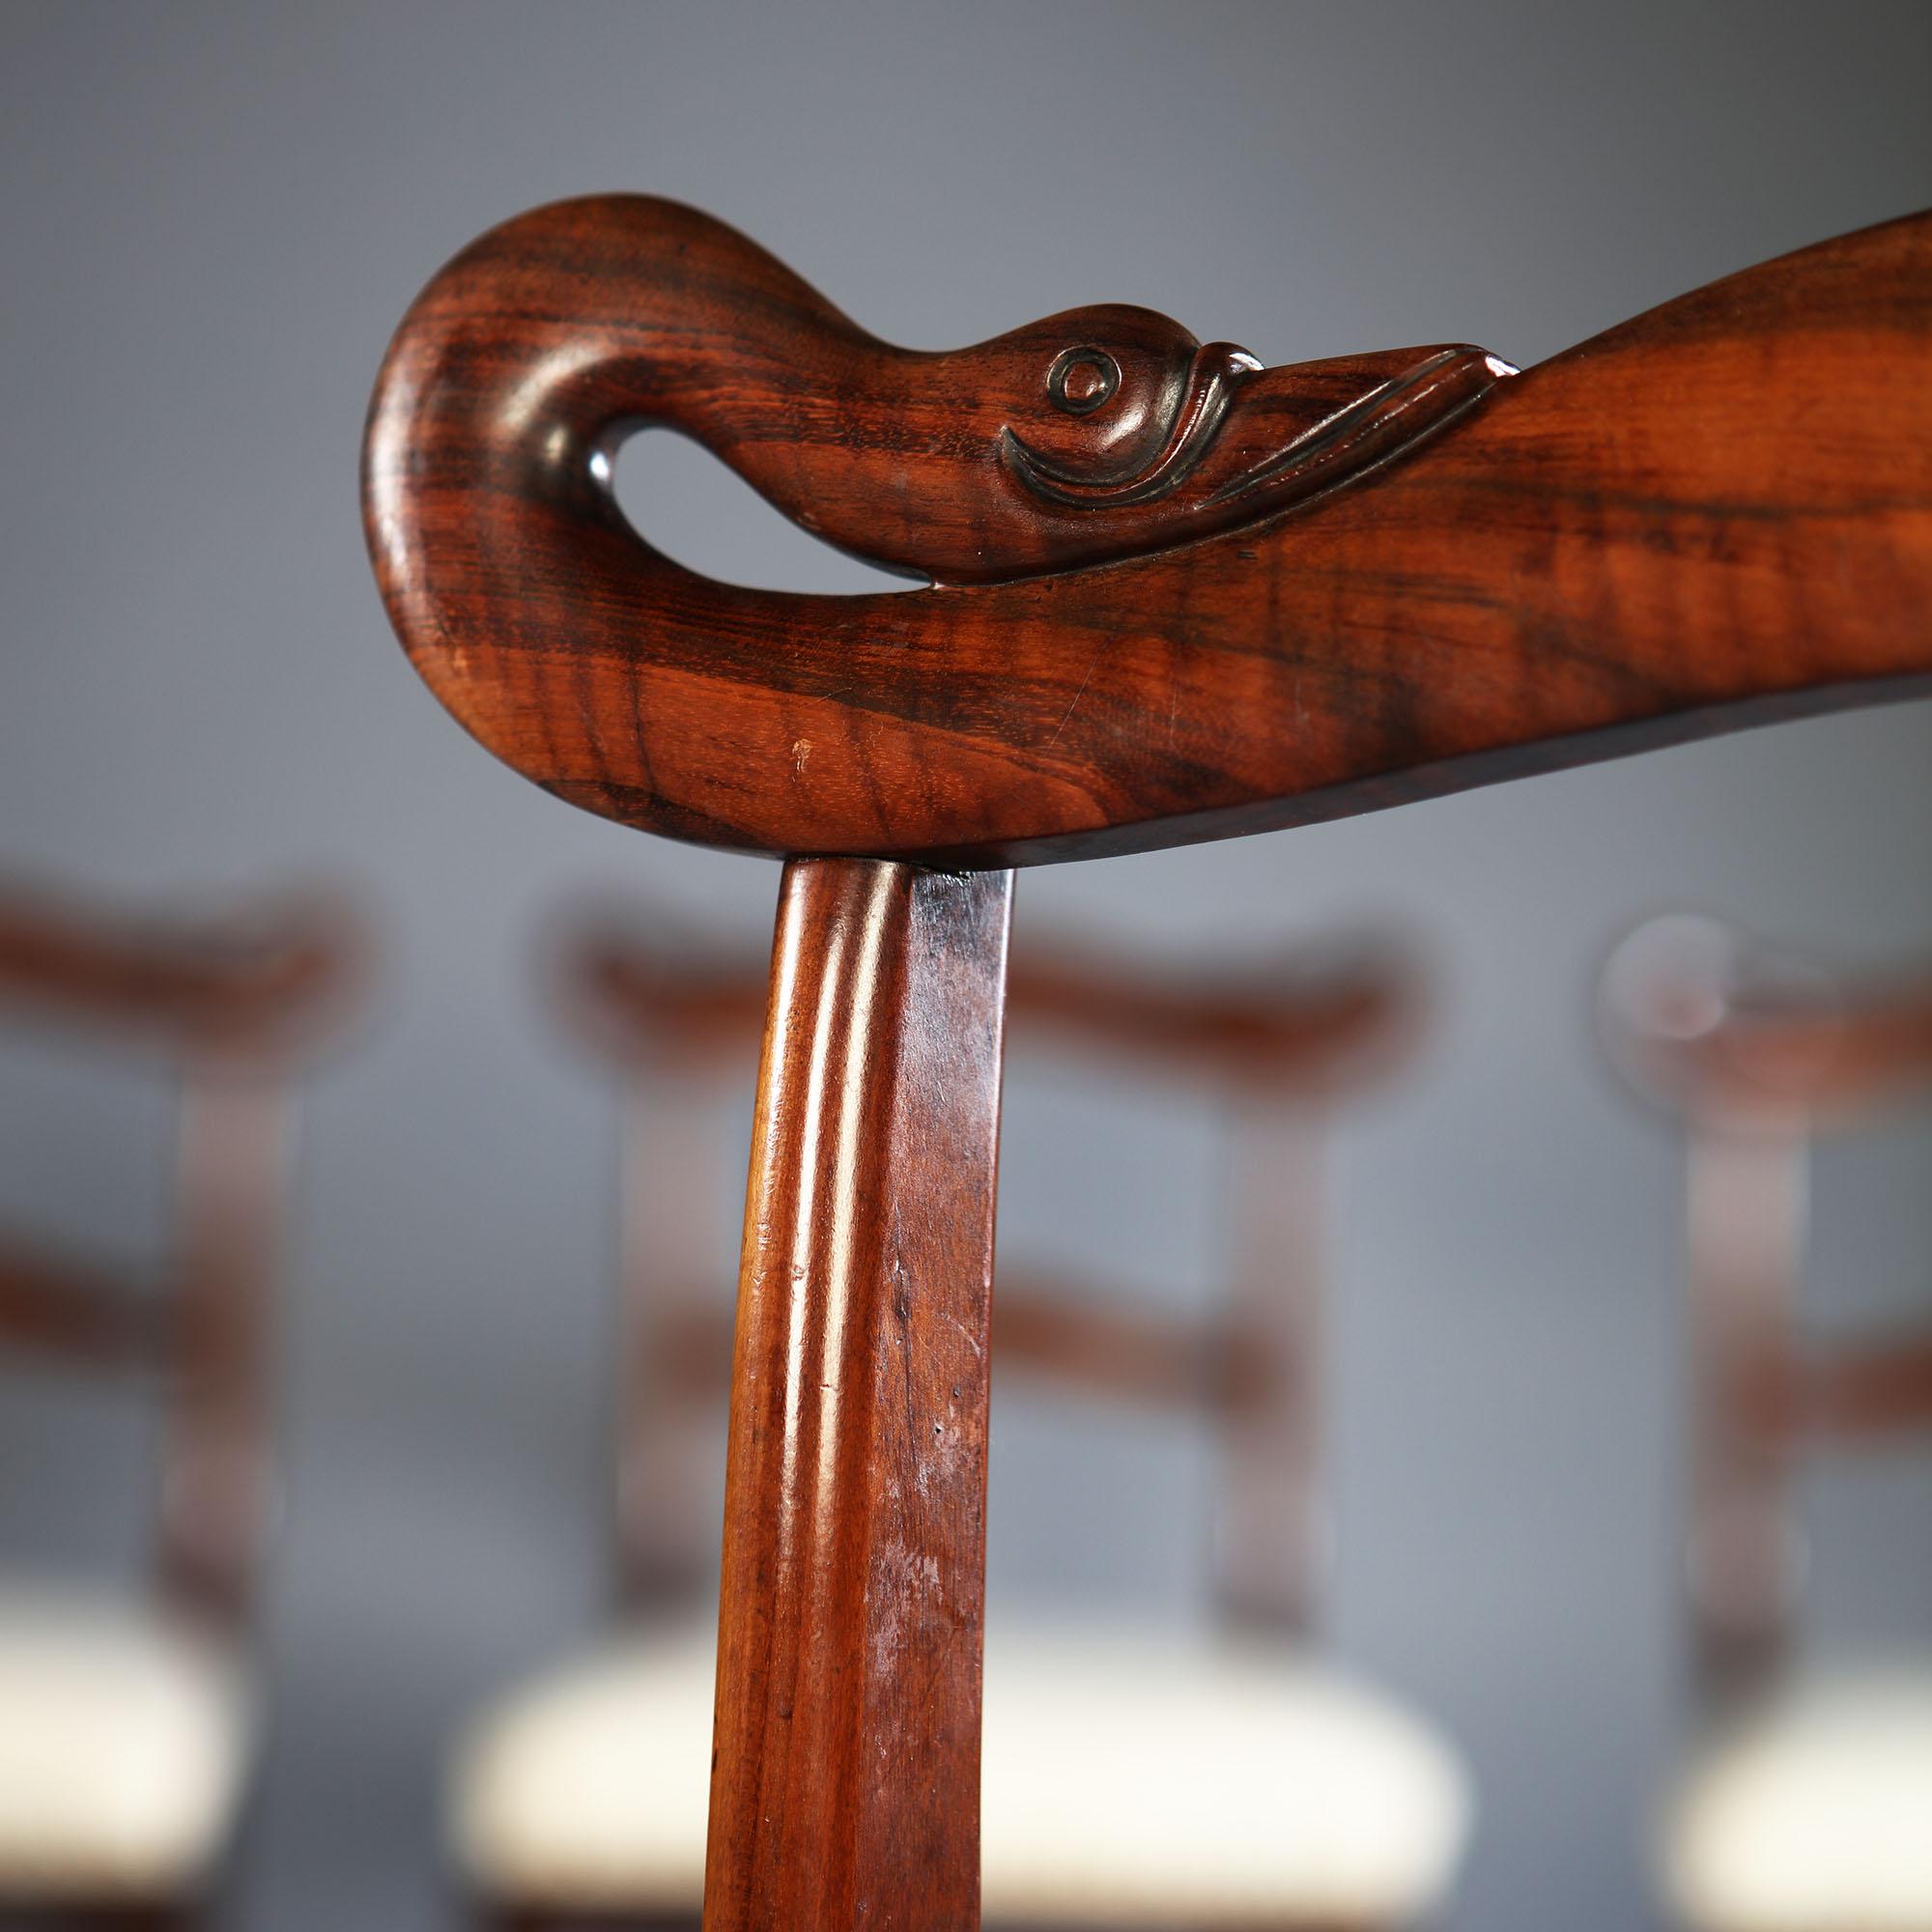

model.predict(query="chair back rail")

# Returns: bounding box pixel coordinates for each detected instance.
[365,200,1932,869]
[0,886,354,1051]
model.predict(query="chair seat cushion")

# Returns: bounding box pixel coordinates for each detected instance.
[1663,1661,1932,1932]
[0,1580,253,1899]
[452,1620,1471,1925]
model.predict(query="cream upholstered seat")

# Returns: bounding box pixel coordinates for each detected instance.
[1663,1661,1932,1932]
[0,1579,253,1902]
[453,1619,1471,1925]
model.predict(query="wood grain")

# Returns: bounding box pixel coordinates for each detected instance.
[702,861,1011,1932]
[362,195,1932,1921]
[364,197,1932,867]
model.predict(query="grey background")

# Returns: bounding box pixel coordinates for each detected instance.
[2,3,1930,1926]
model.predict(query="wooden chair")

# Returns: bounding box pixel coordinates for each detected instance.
[1602,917,1932,1932]
[448,915,1468,1928]
[0,884,362,1929]
[361,194,1932,1930]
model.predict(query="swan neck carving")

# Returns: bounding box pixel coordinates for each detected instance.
[363,199,1932,867]
[370,194,1509,589]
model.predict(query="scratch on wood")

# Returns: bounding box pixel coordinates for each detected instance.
[1045,647,1103,750]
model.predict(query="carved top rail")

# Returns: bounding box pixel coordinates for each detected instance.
[365,197,1932,867]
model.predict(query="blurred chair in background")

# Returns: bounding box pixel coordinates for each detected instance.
[0,884,363,1929]
[451,912,1471,1931]
[1603,916,1932,1932]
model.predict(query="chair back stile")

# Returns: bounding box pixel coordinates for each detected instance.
[1217,1098,1328,1636]
[1683,1114,1807,1703]
[612,1074,732,1613]
[159,1052,297,1627]
[551,930,762,1618]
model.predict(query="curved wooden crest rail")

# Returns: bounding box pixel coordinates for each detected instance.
[364,196,1932,1930]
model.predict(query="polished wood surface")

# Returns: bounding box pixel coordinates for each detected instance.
[365,196,1932,1929]
[609,1287,1232,1415]
[365,197,1932,867]
[703,861,1011,1932]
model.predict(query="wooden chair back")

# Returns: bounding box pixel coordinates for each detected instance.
[553,914,1424,1634]
[0,884,363,1627]
[362,193,1932,1929]
[1603,918,1932,1704]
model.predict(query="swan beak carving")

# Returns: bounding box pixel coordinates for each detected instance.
[996,339,1514,577]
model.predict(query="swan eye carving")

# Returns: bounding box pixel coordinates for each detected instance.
[1046,347,1121,417]
[1002,325,1511,551]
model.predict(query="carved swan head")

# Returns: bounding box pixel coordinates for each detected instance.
[811,299,1507,580]
[837,305,1511,583]
[979,305,1264,508]
[364,195,1932,866]
[370,193,1509,591]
